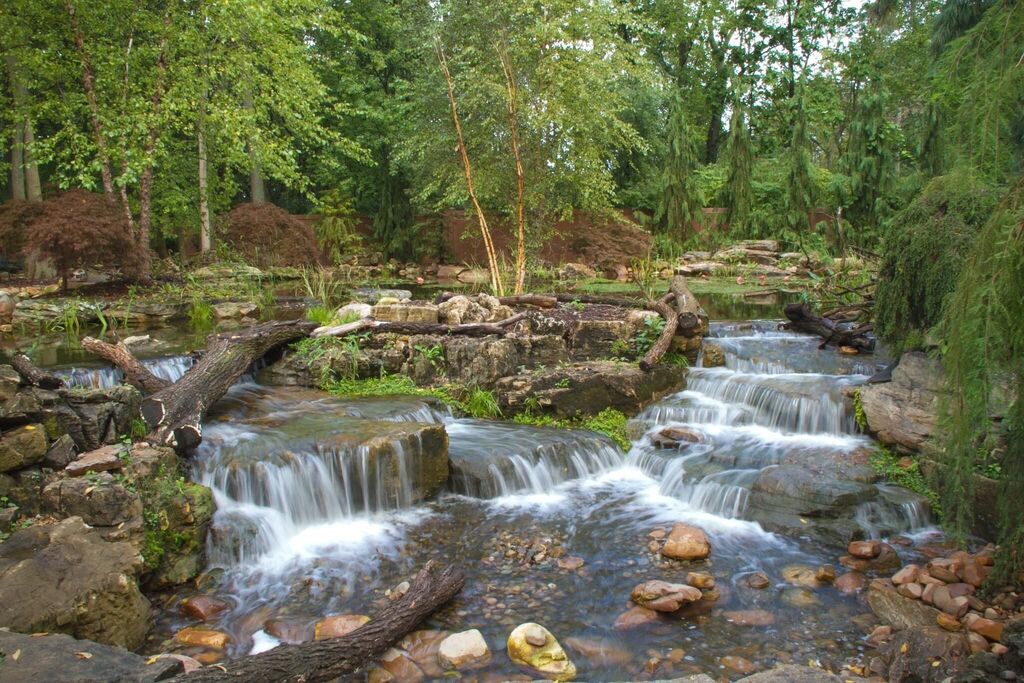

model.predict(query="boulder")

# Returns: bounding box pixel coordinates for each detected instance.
[42,473,142,527]
[212,301,259,319]
[0,291,15,324]
[65,443,125,477]
[437,629,490,669]
[0,517,150,649]
[438,295,489,325]
[373,302,439,324]
[701,343,726,368]
[661,523,711,561]
[42,434,79,469]
[0,630,182,682]
[630,580,703,612]
[867,579,938,631]
[859,352,943,451]
[0,423,48,473]
[335,301,373,320]
[507,622,576,681]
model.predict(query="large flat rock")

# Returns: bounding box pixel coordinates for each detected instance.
[860,351,943,451]
[0,630,181,682]
[0,517,150,649]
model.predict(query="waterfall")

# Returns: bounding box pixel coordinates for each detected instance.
[56,354,193,389]
[447,419,625,498]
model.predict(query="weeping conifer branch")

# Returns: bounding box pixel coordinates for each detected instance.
[722,96,752,236]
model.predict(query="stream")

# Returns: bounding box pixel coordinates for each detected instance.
[38,300,939,680]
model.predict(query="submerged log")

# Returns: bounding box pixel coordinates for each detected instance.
[783,303,875,352]
[312,312,528,339]
[10,353,64,390]
[167,561,465,683]
[140,319,317,450]
[80,337,171,394]
[639,293,679,372]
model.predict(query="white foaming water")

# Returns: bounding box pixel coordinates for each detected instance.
[446,419,625,498]
[57,354,193,389]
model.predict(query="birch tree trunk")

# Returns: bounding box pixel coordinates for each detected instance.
[243,90,267,203]
[22,120,41,202]
[436,40,504,296]
[198,123,212,253]
[498,46,527,295]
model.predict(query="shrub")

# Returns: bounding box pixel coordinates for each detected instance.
[219,203,324,268]
[3,190,136,290]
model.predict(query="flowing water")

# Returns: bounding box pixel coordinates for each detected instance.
[124,312,935,680]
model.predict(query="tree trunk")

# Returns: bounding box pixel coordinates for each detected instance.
[80,337,171,394]
[639,294,679,372]
[669,275,704,335]
[10,354,64,390]
[498,46,527,295]
[140,319,317,450]
[436,40,504,296]
[313,312,527,339]
[198,120,212,253]
[243,90,266,203]
[22,119,41,202]
[6,57,26,201]
[166,561,465,683]
[783,303,875,352]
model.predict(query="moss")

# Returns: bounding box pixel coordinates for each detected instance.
[513,408,631,451]
[137,465,214,581]
[323,374,501,420]
[870,445,942,521]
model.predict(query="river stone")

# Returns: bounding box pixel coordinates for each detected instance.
[613,605,660,629]
[735,664,843,682]
[661,523,711,561]
[508,622,577,681]
[721,655,758,675]
[398,629,449,677]
[0,423,48,473]
[181,595,231,622]
[335,302,373,320]
[723,610,775,627]
[781,588,821,608]
[175,626,232,650]
[0,516,150,649]
[377,647,426,682]
[314,614,370,639]
[0,630,182,682]
[437,629,490,670]
[42,473,142,527]
[630,580,703,612]
[835,572,867,594]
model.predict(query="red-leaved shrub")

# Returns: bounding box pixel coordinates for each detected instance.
[8,190,136,289]
[219,203,323,268]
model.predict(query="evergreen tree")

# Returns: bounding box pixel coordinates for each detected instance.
[655,98,702,240]
[722,98,753,236]
[844,70,895,242]
[784,92,814,252]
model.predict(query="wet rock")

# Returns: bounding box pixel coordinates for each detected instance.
[781,588,821,608]
[848,540,881,559]
[745,571,770,589]
[557,556,585,571]
[897,582,923,599]
[64,443,125,477]
[41,473,142,527]
[181,595,231,622]
[651,427,706,450]
[721,655,758,674]
[661,523,711,561]
[398,629,449,677]
[815,565,836,583]
[378,647,426,683]
[969,617,1003,642]
[630,580,703,612]
[868,625,893,646]
[723,610,775,627]
[835,572,867,594]
[563,636,633,667]
[937,612,962,631]
[859,351,943,451]
[0,630,182,682]
[0,517,149,649]
[0,423,48,473]
[841,542,902,573]
[701,343,726,368]
[879,626,970,682]
[735,664,843,682]
[315,614,370,639]
[507,622,576,681]
[967,632,990,653]
[782,565,824,588]
[437,629,490,670]
[892,564,920,584]
[686,572,715,589]
[263,616,315,644]
[176,626,232,650]
[613,605,660,629]
[867,579,938,631]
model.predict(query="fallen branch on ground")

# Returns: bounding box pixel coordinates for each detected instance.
[167,560,465,683]
[10,354,64,390]
[640,293,678,372]
[312,312,528,339]
[783,303,875,352]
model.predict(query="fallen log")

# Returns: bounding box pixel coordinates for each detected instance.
[313,312,528,339]
[639,293,679,372]
[669,275,704,335]
[10,354,64,390]
[140,319,317,450]
[432,291,558,308]
[552,292,645,307]
[167,561,465,683]
[80,337,171,394]
[783,303,875,352]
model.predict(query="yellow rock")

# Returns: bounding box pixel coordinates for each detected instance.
[314,614,370,640]
[507,623,576,681]
[174,627,231,650]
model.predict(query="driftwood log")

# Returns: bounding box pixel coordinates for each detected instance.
[140,319,317,450]
[669,275,704,335]
[312,312,528,339]
[10,354,65,390]
[783,303,875,352]
[639,293,678,372]
[80,338,171,394]
[167,561,465,683]
[432,291,558,308]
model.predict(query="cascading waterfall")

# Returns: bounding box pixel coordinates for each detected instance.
[56,354,193,389]
[446,419,625,498]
